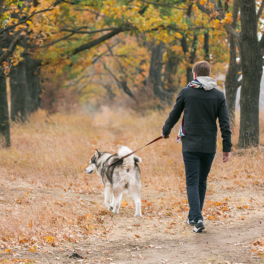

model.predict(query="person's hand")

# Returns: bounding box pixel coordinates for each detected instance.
[223,152,231,163]
[161,133,169,139]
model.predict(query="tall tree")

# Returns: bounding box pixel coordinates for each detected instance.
[0,0,59,145]
[10,55,30,122]
[181,34,198,83]
[0,68,10,147]
[238,0,262,148]
[224,0,241,127]
[0,0,10,147]
[196,0,264,148]
[203,31,209,61]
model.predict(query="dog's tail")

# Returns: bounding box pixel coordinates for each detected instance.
[118,146,142,168]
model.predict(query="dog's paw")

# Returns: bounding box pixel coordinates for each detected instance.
[134,213,142,217]
[106,205,113,211]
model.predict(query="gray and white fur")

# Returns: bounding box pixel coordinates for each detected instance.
[85,146,142,217]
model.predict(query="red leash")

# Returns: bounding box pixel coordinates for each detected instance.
[105,136,163,169]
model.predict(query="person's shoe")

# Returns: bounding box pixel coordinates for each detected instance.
[193,220,205,233]
[186,219,196,226]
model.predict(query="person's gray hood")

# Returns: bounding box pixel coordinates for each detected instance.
[196,76,217,91]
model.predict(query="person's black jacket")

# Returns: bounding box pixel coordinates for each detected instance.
[162,86,232,153]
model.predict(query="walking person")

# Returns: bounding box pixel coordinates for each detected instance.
[161,61,232,233]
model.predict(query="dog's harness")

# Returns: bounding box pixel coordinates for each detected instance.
[102,136,163,170]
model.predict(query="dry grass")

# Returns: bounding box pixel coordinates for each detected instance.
[0,108,264,263]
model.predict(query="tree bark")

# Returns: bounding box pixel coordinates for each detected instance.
[0,68,10,147]
[148,41,166,101]
[30,69,40,112]
[148,40,175,104]
[225,34,238,128]
[225,0,240,128]
[164,49,179,93]
[238,0,263,148]
[10,58,30,122]
[204,31,209,61]
[25,54,40,113]
[181,34,197,83]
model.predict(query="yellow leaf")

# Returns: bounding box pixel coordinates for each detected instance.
[121,201,128,206]
[46,235,53,243]
[5,249,12,254]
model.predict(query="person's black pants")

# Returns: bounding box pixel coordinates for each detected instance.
[182,152,215,222]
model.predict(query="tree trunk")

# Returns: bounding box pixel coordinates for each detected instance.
[25,54,40,113]
[148,41,168,102]
[164,48,180,95]
[204,31,209,61]
[186,67,193,84]
[0,68,10,147]
[238,0,263,148]
[10,58,30,122]
[225,34,238,128]
[224,0,240,128]
[164,56,179,90]
[181,34,197,84]
[30,70,40,112]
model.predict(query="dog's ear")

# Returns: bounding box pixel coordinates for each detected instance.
[95,149,100,159]
[134,155,142,163]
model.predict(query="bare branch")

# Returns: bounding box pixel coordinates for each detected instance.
[103,62,136,100]
[60,27,136,34]
[257,0,264,21]
[0,32,23,64]
[231,0,240,28]
[195,0,240,39]
[195,1,212,16]
[223,24,240,38]
[36,32,75,48]
[72,29,123,55]
[103,63,119,83]
[92,41,120,64]
[60,0,95,5]
[167,25,208,31]
[141,0,187,10]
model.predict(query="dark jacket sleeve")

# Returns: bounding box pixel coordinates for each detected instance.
[218,95,232,152]
[162,89,184,136]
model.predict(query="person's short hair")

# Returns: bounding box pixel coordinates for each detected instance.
[192,61,211,76]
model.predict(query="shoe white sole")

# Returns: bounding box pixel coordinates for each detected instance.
[193,225,205,233]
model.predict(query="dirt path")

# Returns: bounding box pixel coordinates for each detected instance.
[1,178,264,264]
[74,216,264,264]
[3,215,264,263]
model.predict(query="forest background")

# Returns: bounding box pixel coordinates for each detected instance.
[0,0,264,263]
[0,0,264,148]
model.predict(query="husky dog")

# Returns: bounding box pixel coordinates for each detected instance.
[85,146,142,217]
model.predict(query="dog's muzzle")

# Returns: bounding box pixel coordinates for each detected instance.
[86,164,95,174]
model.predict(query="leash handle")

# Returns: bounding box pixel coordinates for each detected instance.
[106,136,163,168]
